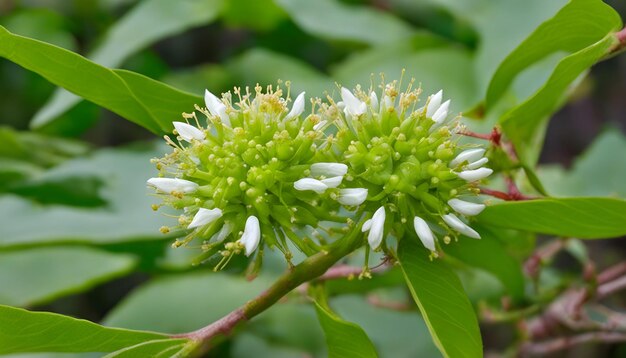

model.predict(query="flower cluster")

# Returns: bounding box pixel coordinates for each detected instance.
[148,80,492,268]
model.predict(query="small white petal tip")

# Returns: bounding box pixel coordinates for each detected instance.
[366,206,386,249]
[239,216,261,256]
[340,87,366,117]
[147,178,198,194]
[451,148,486,167]
[448,199,486,216]
[337,188,368,206]
[442,213,481,239]
[284,91,306,120]
[414,216,436,251]
[456,167,493,182]
[188,208,223,229]
[426,90,443,118]
[173,122,205,142]
[204,89,230,126]
[294,178,328,194]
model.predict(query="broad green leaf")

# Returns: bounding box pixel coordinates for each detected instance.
[0,26,201,134]
[538,130,626,198]
[0,247,136,307]
[314,301,377,358]
[332,295,439,358]
[226,49,334,97]
[276,0,414,45]
[477,198,626,238]
[2,9,76,51]
[31,0,224,129]
[0,305,167,354]
[222,0,286,31]
[103,272,271,333]
[445,226,525,301]
[103,339,194,358]
[500,33,619,163]
[398,239,482,358]
[486,0,622,108]
[332,45,479,111]
[0,143,169,247]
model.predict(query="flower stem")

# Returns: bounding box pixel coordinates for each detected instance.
[172,222,365,354]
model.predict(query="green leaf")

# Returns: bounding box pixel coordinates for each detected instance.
[0,305,168,354]
[0,247,136,307]
[486,0,622,108]
[276,0,414,45]
[314,300,378,358]
[0,143,168,247]
[538,130,626,198]
[31,0,224,129]
[477,198,626,238]
[445,226,525,301]
[103,339,195,358]
[103,272,271,332]
[398,238,482,358]
[0,26,201,134]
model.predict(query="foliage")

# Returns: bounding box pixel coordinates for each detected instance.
[0,0,625,357]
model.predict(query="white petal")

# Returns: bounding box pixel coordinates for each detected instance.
[294,178,328,194]
[313,120,327,131]
[450,148,485,167]
[457,167,493,182]
[442,214,481,239]
[336,101,345,110]
[426,90,443,117]
[284,91,306,120]
[370,92,379,112]
[414,216,436,251]
[188,208,223,229]
[337,188,368,206]
[214,223,232,242]
[383,95,393,109]
[311,162,348,177]
[448,199,486,216]
[204,89,230,126]
[367,206,386,249]
[432,99,450,123]
[147,178,198,193]
[173,122,205,142]
[466,157,489,170]
[239,216,261,256]
[320,176,343,188]
[362,219,372,232]
[341,87,366,117]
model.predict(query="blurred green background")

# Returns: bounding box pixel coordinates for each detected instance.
[1,0,626,357]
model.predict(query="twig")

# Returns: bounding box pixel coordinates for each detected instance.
[171,224,365,354]
[521,332,626,356]
[597,275,626,299]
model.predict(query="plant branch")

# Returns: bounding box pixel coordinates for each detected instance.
[520,332,626,356]
[172,223,365,354]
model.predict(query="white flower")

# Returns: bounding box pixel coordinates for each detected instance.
[320,176,343,188]
[284,91,306,120]
[432,99,450,124]
[450,148,485,167]
[426,90,443,118]
[337,188,368,206]
[147,178,198,194]
[442,213,481,239]
[311,162,348,177]
[238,216,261,256]
[448,199,486,216]
[173,122,205,142]
[204,89,230,126]
[466,157,489,170]
[364,206,386,249]
[370,92,379,112]
[341,87,366,117]
[414,216,436,251]
[457,167,493,182]
[382,95,393,109]
[188,208,223,229]
[294,178,328,194]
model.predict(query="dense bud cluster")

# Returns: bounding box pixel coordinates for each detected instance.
[148,80,492,268]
